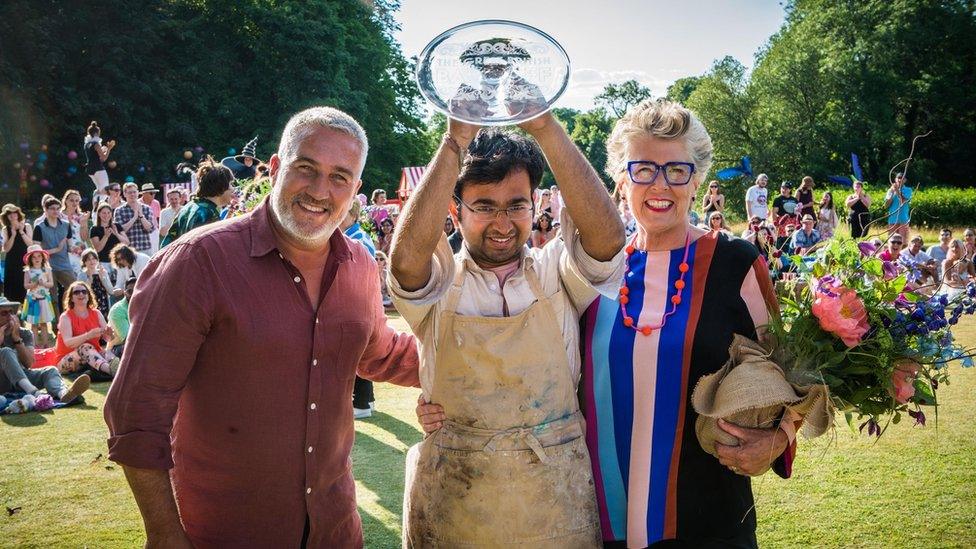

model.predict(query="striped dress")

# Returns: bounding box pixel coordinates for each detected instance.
[581,231,793,548]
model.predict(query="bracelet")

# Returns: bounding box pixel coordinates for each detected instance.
[442,133,463,156]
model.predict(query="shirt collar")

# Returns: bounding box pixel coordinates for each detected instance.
[248,197,352,262]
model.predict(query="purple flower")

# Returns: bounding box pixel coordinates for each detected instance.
[968,283,976,299]
[858,241,877,256]
[908,409,927,427]
[939,294,950,306]
[882,261,900,280]
[931,378,939,391]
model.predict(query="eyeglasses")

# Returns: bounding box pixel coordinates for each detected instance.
[71,289,90,296]
[0,309,14,316]
[709,185,718,189]
[626,161,696,186]
[454,196,533,222]
[890,241,903,247]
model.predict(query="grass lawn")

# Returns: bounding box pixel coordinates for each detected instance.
[2,315,975,548]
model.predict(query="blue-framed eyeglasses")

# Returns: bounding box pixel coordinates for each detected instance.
[626,161,696,186]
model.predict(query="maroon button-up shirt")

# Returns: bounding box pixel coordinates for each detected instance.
[104,198,419,548]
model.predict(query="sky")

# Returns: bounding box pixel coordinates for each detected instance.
[394,0,787,111]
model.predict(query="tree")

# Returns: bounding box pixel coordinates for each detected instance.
[666,77,702,104]
[594,80,653,118]
[0,0,428,205]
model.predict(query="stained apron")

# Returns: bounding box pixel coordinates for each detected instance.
[403,264,601,547]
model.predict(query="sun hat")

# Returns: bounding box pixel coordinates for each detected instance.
[23,244,50,266]
[0,296,20,309]
[140,183,159,194]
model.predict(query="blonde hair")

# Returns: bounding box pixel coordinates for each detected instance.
[605,99,713,182]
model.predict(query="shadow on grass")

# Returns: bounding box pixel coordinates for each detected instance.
[359,504,402,548]
[361,410,423,448]
[352,429,410,534]
[1,411,49,427]
[88,382,112,396]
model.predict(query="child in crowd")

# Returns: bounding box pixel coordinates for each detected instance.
[21,245,56,347]
[77,249,113,317]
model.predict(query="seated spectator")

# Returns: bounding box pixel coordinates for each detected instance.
[106,277,136,357]
[445,216,463,254]
[706,211,731,235]
[54,281,119,381]
[530,212,557,248]
[940,239,975,300]
[878,234,904,262]
[341,199,375,256]
[0,296,90,403]
[161,158,235,247]
[376,217,395,256]
[928,229,952,279]
[109,244,150,297]
[903,235,937,285]
[375,251,393,309]
[740,215,763,240]
[790,214,821,255]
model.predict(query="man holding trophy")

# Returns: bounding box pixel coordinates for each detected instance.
[391,21,625,547]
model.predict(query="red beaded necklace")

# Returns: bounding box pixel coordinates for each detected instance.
[618,232,692,336]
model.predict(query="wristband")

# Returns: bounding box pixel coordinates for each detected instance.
[442,133,463,156]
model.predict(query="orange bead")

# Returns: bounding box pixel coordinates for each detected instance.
[678,262,689,273]
[623,316,634,327]
[619,286,630,296]
[671,295,682,305]
[620,296,629,305]
[640,326,653,336]
[674,279,685,290]
[626,245,635,255]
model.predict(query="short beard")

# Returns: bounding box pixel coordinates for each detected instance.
[270,185,340,247]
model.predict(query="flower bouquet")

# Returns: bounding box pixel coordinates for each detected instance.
[693,238,976,459]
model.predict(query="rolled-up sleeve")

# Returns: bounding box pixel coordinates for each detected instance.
[387,235,456,329]
[358,254,420,387]
[103,242,214,469]
[557,209,626,308]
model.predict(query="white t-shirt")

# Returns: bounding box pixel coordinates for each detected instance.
[746,185,769,219]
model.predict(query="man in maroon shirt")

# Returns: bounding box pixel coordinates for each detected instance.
[104,107,420,548]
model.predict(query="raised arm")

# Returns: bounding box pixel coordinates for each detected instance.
[519,113,624,260]
[390,118,480,291]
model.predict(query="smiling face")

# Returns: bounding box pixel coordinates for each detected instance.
[167,191,182,208]
[268,126,364,249]
[458,170,533,268]
[620,134,699,239]
[65,193,81,212]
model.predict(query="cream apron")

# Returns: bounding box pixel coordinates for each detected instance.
[402,264,601,548]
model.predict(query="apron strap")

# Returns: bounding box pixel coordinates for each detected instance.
[484,427,550,464]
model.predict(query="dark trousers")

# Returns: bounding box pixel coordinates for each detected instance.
[352,376,373,409]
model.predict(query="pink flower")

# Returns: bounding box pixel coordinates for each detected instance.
[890,360,920,404]
[811,287,870,347]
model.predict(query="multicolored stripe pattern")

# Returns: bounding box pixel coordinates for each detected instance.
[582,238,713,547]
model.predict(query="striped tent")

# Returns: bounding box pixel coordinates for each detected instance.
[397,166,426,199]
[163,181,194,197]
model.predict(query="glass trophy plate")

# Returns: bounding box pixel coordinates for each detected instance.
[416,20,570,126]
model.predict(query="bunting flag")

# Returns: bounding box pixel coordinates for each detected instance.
[715,156,752,181]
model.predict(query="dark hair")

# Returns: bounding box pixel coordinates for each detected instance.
[196,156,234,198]
[63,280,97,312]
[110,243,136,268]
[454,129,545,199]
[87,121,100,137]
[533,212,553,231]
[42,194,61,210]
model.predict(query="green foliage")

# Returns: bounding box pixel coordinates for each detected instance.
[593,79,653,118]
[0,0,427,204]
[683,0,976,186]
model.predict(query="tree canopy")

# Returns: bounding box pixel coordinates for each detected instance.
[0,0,427,204]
